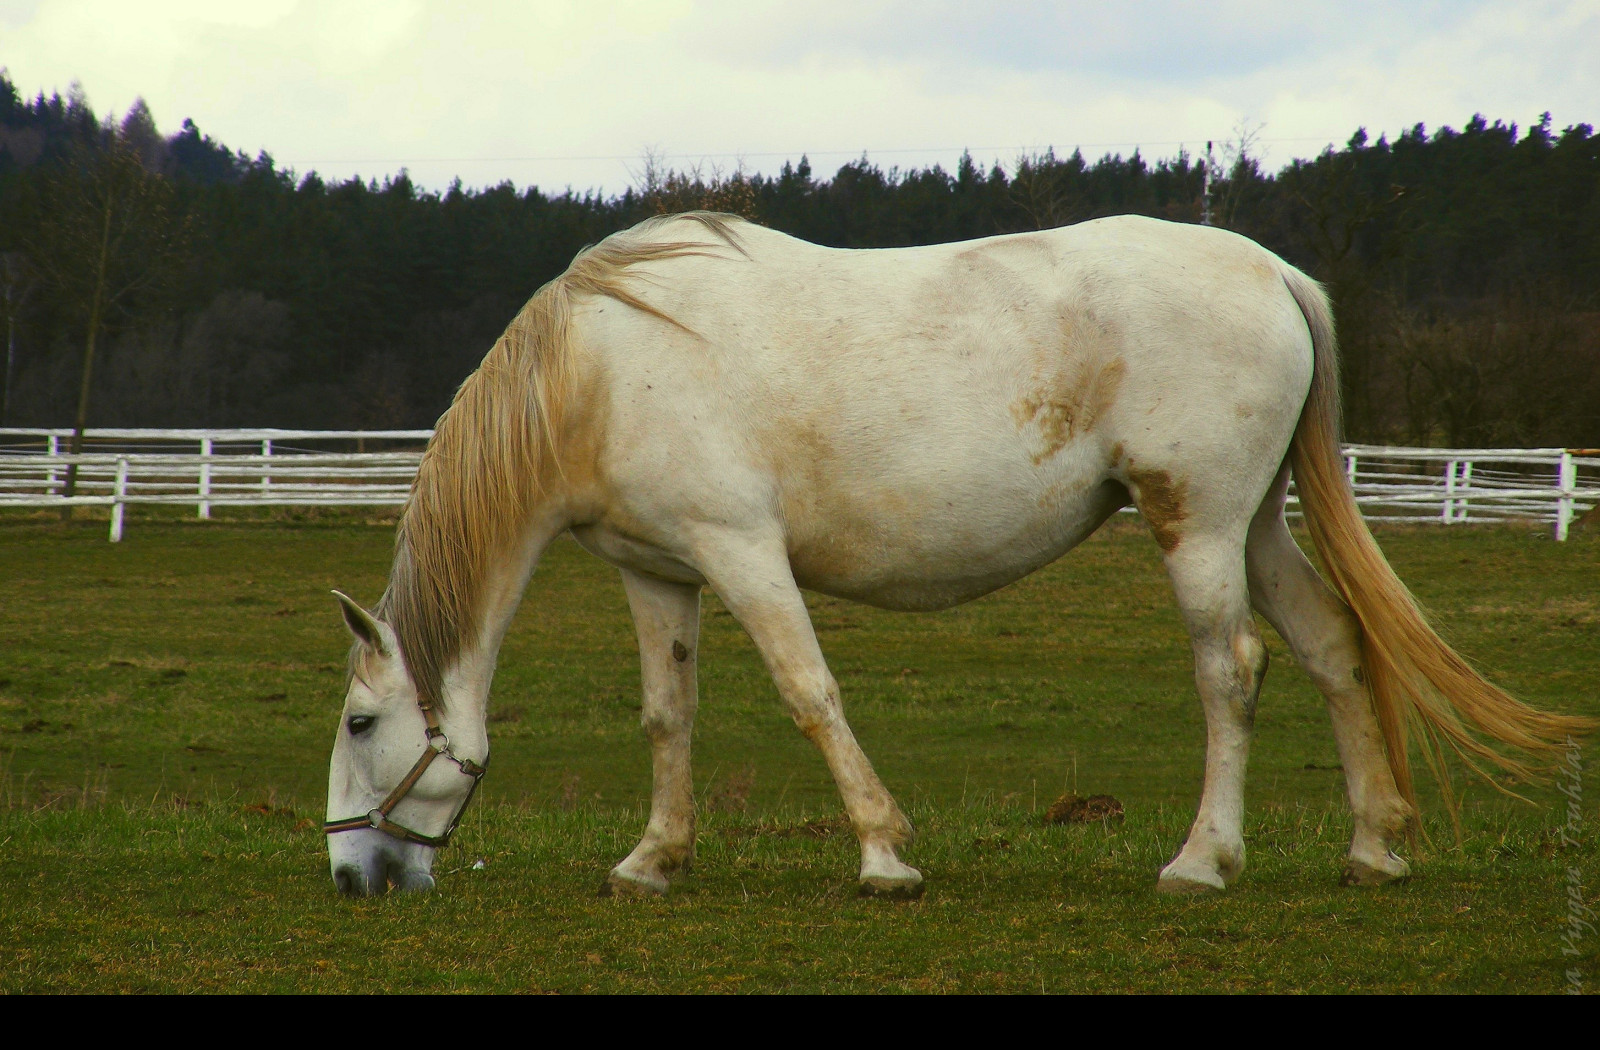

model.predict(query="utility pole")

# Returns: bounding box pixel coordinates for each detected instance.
[1202,140,1214,226]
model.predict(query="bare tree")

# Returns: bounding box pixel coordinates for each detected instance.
[1009,148,1086,231]
[117,97,173,176]
[1211,119,1266,230]
[181,291,291,425]
[1280,137,1407,437]
[1394,286,1600,447]
[28,128,187,504]
[631,148,760,220]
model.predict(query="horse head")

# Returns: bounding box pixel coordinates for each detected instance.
[324,590,487,897]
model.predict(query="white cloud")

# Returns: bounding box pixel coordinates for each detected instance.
[1,0,1594,193]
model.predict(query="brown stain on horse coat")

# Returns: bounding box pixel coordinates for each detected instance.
[774,418,901,584]
[1011,357,1126,465]
[1127,464,1189,552]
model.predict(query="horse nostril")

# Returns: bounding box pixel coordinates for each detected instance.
[334,865,368,897]
[389,865,437,894]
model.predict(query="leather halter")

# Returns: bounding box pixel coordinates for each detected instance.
[324,701,488,849]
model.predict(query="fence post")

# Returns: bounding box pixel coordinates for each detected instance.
[1345,451,1358,486]
[198,435,212,520]
[109,456,128,542]
[1457,460,1472,522]
[1556,451,1576,541]
[261,438,272,499]
[1442,459,1458,524]
[47,432,59,496]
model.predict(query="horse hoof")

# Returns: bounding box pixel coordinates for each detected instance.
[1156,860,1228,895]
[1156,874,1225,895]
[598,870,668,898]
[858,877,925,900]
[1341,853,1409,887]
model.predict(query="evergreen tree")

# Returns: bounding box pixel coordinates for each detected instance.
[1,71,1595,443]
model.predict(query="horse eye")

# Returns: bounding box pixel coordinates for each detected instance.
[347,715,376,736]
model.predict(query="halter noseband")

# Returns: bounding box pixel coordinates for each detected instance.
[324,701,488,849]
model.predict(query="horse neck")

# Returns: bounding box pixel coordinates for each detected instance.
[439,509,568,721]
[410,346,599,723]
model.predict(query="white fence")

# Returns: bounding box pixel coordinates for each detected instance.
[0,429,429,541]
[2,428,1598,543]
[1340,444,1600,539]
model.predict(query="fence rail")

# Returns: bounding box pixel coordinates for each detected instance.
[2,429,1598,542]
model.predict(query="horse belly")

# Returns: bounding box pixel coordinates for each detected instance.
[783,450,1120,611]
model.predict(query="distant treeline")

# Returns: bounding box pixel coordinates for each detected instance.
[2,73,1598,445]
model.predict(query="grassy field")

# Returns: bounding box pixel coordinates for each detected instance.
[1,511,1595,992]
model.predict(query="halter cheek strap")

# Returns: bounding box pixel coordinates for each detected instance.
[324,702,488,849]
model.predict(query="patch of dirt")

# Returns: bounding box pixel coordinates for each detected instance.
[12,719,74,734]
[104,656,189,672]
[556,772,599,811]
[1044,793,1125,825]
[707,765,755,813]
[241,801,296,818]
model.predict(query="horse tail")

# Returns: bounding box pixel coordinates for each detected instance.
[1281,265,1594,825]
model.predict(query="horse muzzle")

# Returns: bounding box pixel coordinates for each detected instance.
[328,827,437,897]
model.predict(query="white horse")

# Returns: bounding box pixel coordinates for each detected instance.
[324,212,1585,898]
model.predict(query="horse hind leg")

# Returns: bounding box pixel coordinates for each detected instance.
[603,570,702,897]
[1156,529,1269,893]
[1244,468,1412,885]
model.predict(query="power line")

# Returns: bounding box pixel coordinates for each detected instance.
[291,137,1344,167]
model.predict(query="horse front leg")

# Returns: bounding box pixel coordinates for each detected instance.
[700,536,922,898]
[602,569,701,897]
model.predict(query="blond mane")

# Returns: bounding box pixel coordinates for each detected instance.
[375,212,747,707]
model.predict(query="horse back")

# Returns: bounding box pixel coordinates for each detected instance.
[564,215,1314,607]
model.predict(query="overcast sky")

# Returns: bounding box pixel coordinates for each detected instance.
[3,0,1596,194]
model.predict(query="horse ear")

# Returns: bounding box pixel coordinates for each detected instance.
[333,590,391,655]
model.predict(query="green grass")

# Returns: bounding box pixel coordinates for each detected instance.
[1,511,1596,992]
